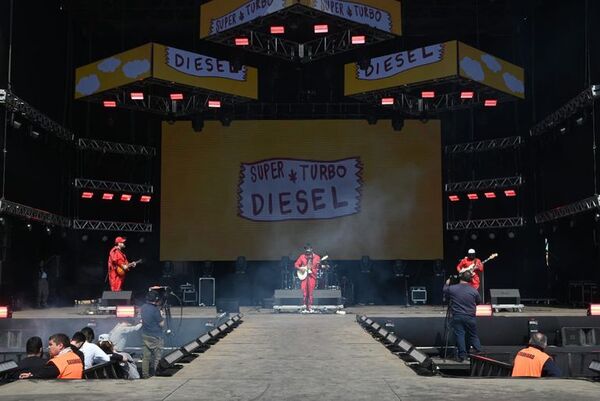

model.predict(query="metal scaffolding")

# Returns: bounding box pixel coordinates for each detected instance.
[445,136,522,154]
[77,138,156,157]
[0,89,75,141]
[74,178,154,194]
[445,176,523,192]
[534,195,600,224]
[72,220,152,232]
[0,199,71,227]
[446,217,525,230]
[530,85,599,136]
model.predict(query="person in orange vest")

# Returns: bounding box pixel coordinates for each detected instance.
[512,332,561,377]
[19,333,84,379]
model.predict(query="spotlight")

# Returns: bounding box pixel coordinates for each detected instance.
[81,192,94,199]
[170,93,184,101]
[314,24,328,33]
[460,91,474,99]
[488,232,496,240]
[130,92,144,100]
[102,193,114,200]
[448,195,460,202]
[116,305,136,318]
[208,100,221,108]
[507,231,516,239]
[484,192,496,199]
[139,237,145,244]
[588,304,600,316]
[81,234,89,241]
[504,189,517,197]
[0,217,4,225]
[452,234,460,241]
[192,115,204,133]
[140,195,152,203]
[26,223,32,231]
[0,306,12,319]
[351,35,365,45]
[45,226,52,235]
[101,235,108,242]
[470,233,478,240]
[391,114,405,131]
[9,114,22,129]
[381,98,394,106]
[476,304,493,316]
[234,37,249,46]
[103,100,117,108]
[270,26,285,34]
[484,99,497,107]
[467,193,479,200]
[120,194,132,202]
[421,91,435,99]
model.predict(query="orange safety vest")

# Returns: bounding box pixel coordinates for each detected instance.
[50,350,84,379]
[511,346,551,377]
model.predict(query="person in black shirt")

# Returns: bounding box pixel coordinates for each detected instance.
[443,271,482,362]
[15,336,47,378]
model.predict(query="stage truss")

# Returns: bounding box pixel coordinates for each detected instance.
[72,219,152,232]
[446,217,524,230]
[77,138,156,157]
[445,136,522,154]
[445,176,523,193]
[535,195,600,224]
[0,199,71,228]
[74,179,154,194]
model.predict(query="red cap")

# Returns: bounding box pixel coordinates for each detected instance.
[115,236,126,244]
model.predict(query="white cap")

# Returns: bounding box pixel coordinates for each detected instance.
[467,248,476,254]
[98,333,110,342]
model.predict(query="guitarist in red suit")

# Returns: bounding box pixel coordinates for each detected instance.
[294,245,321,312]
[107,237,136,291]
[456,249,483,292]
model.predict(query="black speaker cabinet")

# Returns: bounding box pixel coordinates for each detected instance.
[100,291,132,306]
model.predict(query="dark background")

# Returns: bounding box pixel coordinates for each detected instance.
[0,0,599,307]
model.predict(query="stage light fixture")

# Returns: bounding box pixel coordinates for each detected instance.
[81,192,94,199]
[488,232,496,240]
[120,194,132,202]
[504,189,516,197]
[352,35,365,44]
[45,226,52,235]
[421,91,435,98]
[102,193,114,200]
[507,231,516,239]
[0,306,11,318]
[448,195,460,202]
[467,193,479,200]
[140,195,152,203]
[0,360,18,374]
[208,100,221,108]
[116,305,136,318]
[476,304,493,316]
[588,304,600,316]
[381,97,394,106]
[460,91,474,99]
[470,233,478,240]
[26,223,32,231]
[589,360,600,374]
[170,93,184,101]
[452,234,460,241]
[158,349,185,370]
[81,234,89,242]
[270,26,285,34]
[103,100,117,108]
[397,338,413,353]
[484,99,497,107]
[9,113,22,129]
[314,24,328,33]
[102,235,108,242]
[130,92,144,100]
[182,340,201,354]
[484,192,496,199]
[234,37,249,46]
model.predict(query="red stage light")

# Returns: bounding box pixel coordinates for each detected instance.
[448,195,460,202]
[476,305,493,317]
[352,35,366,45]
[130,92,144,100]
[484,192,497,199]
[120,194,132,202]
[270,26,285,34]
[170,93,184,101]
[504,189,517,197]
[0,306,11,318]
[116,305,136,318]
[103,100,117,108]
[208,100,221,108]
[467,193,479,200]
[102,193,114,200]
[484,99,498,107]
[81,192,94,199]
[314,24,328,33]
[588,304,600,316]
[381,98,394,106]
[235,37,249,46]
[460,91,474,99]
[421,91,435,98]
[140,195,152,203]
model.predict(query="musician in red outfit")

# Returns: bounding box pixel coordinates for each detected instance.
[456,248,483,291]
[107,237,135,292]
[294,245,321,312]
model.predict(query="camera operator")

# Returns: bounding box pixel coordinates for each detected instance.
[141,290,164,378]
[443,270,482,362]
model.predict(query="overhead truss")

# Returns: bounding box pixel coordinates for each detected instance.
[446,217,524,230]
[445,176,523,192]
[0,199,71,228]
[72,220,152,232]
[530,85,599,136]
[0,89,75,141]
[77,138,156,157]
[534,195,600,224]
[445,136,522,154]
[74,178,154,194]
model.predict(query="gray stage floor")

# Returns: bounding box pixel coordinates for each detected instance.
[1,311,599,400]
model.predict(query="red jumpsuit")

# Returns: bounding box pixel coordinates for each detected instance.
[108,246,129,291]
[295,253,321,309]
[456,257,483,290]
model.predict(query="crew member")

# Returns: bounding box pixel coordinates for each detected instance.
[37,261,49,308]
[512,332,561,377]
[456,249,483,291]
[443,271,482,362]
[19,333,83,380]
[141,290,165,378]
[294,244,321,312]
[107,236,135,291]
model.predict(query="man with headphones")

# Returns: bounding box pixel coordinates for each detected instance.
[443,270,483,362]
[140,290,164,378]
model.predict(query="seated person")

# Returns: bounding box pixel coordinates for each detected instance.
[72,328,109,369]
[17,336,47,375]
[107,320,142,352]
[98,335,140,379]
[512,332,561,377]
[19,333,83,379]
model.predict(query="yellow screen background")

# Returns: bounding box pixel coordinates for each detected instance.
[161,120,442,261]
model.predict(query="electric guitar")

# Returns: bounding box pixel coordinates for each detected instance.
[297,255,328,281]
[459,253,498,274]
[116,259,142,277]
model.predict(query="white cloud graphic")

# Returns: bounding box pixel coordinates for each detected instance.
[503,72,524,94]
[75,74,101,96]
[481,54,502,72]
[460,57,485,81]
[122,59,150,78]
[97,57,121,73]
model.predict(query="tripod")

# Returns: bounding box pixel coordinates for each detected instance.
[442,299,453,360]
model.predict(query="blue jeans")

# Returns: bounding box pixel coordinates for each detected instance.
[452,314,481,359]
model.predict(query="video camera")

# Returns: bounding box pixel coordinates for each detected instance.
[447,274,461,285]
